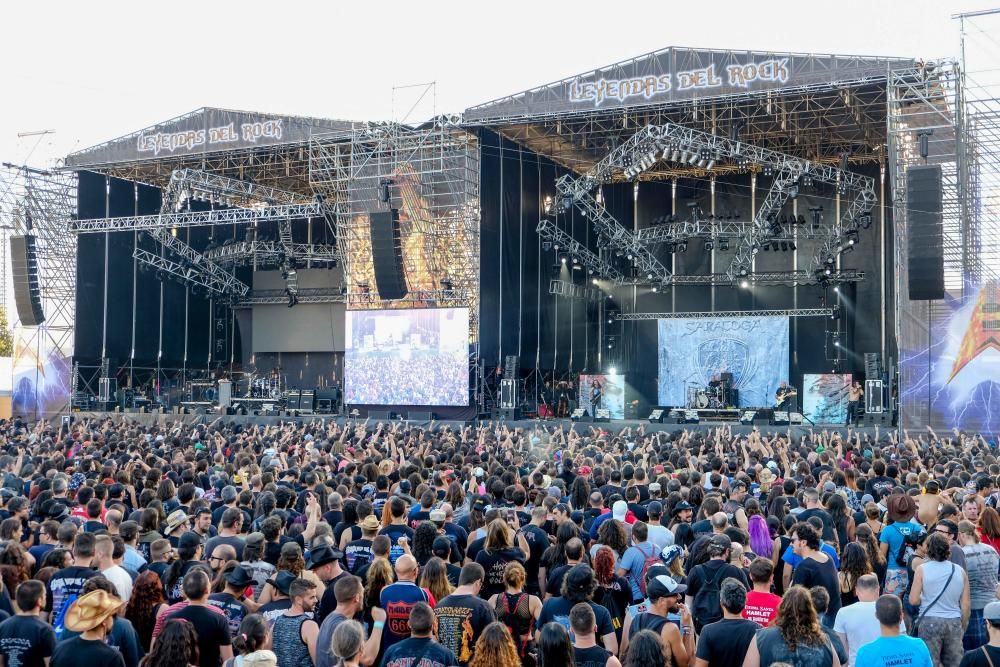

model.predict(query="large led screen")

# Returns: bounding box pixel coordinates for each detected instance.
[345,308,469,406]
[657,316,789,408]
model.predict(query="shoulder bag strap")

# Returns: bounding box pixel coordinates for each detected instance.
[983,646,996,667]
[914,563,956,625]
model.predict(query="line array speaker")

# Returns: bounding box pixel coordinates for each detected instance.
[369,209,408,300]
[906,165,944,300]
[9,235,45,326]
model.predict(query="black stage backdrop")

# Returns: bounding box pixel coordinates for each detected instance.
[478,134,893,411]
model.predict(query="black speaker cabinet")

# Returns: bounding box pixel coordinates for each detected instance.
[9,235,45,326]
[369,209,408,300]
[906,165,944,300]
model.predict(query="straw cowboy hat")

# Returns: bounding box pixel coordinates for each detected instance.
[64,589,121,633]
[163,509,189,534]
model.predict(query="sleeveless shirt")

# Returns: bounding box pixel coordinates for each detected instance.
[272,613,313,667]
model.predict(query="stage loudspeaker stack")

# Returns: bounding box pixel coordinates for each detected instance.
[771,411,790,426]
[593,409,610,423]
[368,209,408,300]
[285,390,301,411]
[570,408,587,422]
[9,235,45,326]
[647,409,664,424]
[499,379,517,409]
[408,411,434,421]
[739,410,757,425]
[906,165,945,300]
[789,412,805,425]
[500,407,521,420]
[683,410,700,424]
[299,389,315,412]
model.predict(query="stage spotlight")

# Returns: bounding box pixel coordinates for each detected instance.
[592,278,599,285]
[845,230,859,245]
[705,240,714,250]
[859,213,873,229]
[780,241,788,251]
[740,280,750,289]
[647,273,653,279]
[831,305,843,320]
[833,286,840,294]
[561,256,567,264]
[652,286,658,292]
[608,367,617,375]
[544,195,553,215]
[719,238,730,251]
[542,241,552,251]
[677,241,688,253]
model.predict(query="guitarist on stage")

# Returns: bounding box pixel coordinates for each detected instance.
[775,381,797,410]
[590,379,603,411]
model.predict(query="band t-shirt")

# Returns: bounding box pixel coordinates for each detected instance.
[208,592,249,638]
[47,565,97,618]
[0,614,57,667]
[433,593,496,665]
[381,636,459,667]
[742,590,782,627]
[379,524,415,565]
[475,548,526,599]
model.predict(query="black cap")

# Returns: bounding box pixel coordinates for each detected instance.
[178,531,202,550]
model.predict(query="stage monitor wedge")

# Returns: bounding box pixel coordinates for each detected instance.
[906,165,944,301]
[368,209,408,300]
[9,234,45,326]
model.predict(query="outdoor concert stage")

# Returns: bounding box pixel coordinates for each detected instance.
[9,45,948,432]
[71,412,884,440]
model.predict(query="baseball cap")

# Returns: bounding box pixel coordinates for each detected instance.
[647,501,663,516]
[647,574,687,598]
[178,532,202,550]
[648,482,661,493]
[612,500,628,521]
[985,601,1000,622]
[245,532,265,547]
[429,509,446,523]
[708,534,732,555]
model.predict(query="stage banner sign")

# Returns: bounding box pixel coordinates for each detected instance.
[466,48,915,122]
[65,107,358,168]
[657,316,789,408]
[802,373,851,424]
[579,373,625,419]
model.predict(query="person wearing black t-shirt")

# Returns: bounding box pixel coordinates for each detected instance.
[50,589,124,667]
[797,488,838,546]
[165,568,233,667]
[382,602,459,667]
[434,564,496,666]
[684,535,750,633]
[571,603,621,667]
[789,522,841,627]
[47,532,98,624]
[474,520,529,599]
[208,565,254,637]
[0,580,55,667]
[537,565,619,655]
[380,497,417,565]
[695,579,760,667]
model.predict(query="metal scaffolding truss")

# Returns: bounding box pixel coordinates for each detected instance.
[669,269,864,286]
[309,122,481,339]
[160,168,309,213]
[548,279,602,300]
[71,202,324,233]
[0,165,77,417]
[202,240,339,268]
[536,218,624,282]
[144,228,249,296]
[615,307,834,321]
[132,248,249,296]
[556,122,876,282]
[236,288,346,306]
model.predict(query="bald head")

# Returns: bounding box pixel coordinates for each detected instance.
[395,554,418,581]
[711,512,729,532]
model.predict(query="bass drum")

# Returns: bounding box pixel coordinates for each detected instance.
[695,391,710,409]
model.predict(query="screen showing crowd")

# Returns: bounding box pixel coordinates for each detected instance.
[344,308,469,406]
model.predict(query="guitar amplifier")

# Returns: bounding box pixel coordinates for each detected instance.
[299,390,315,412]
[772,411,790,426]
[284,390,301,411]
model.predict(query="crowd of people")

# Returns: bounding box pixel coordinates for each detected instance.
[0,415,998,667]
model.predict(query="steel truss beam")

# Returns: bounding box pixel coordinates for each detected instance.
[614,308,834,321]
[71,202,324,233]
[345,289,470,307]
[666,269,864,286]
[132,248,249,296]
[145,228,249,296]
[236,288,346,306]
[161,168,308,213]
[556,123,876,282]
[202,241,339,267]
[548,279,601,300]
[536,219,624,282]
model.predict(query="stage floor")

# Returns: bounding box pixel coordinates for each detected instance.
[70,412,891,440]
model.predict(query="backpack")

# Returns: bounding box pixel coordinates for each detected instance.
[691,563,727,632]
[892,523,915,568]
[636,544,661,597]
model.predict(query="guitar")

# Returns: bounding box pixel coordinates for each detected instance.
[775,389,798,406]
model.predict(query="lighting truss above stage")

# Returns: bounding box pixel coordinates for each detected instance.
[554,122,877,284]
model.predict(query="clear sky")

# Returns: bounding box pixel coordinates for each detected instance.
[0,0,993,167]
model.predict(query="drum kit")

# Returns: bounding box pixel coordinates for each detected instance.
[248,374,283,399]
[686,373,736,409]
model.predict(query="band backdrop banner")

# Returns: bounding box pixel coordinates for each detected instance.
[802,373,851,424]
[657,316,789,408]
[579,373,625,419]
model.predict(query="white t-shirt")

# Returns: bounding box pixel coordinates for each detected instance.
[102,565,133,603]
[833,600,903,667]
[647,524,674,550]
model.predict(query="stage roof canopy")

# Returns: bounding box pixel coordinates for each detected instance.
[463,46,921,178]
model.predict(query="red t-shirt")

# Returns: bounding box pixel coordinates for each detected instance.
[742,590,781,627]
